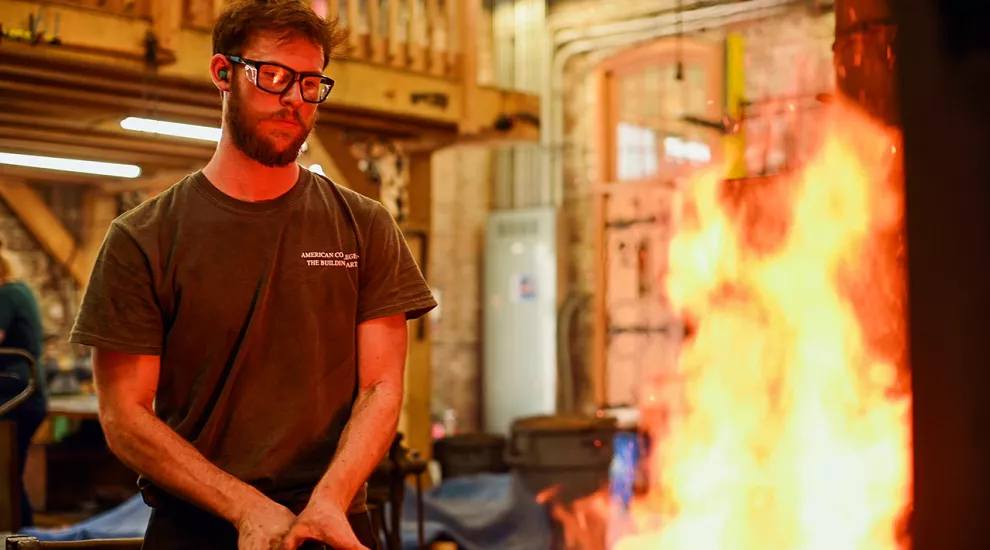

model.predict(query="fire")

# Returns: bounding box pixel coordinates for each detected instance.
[555,99,912,550]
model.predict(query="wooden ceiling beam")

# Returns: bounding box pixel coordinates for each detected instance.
[79,191,119,275]
[0,125,215,162]
[0,180,90,287]
[0,165,106,186]
[0,64,219,107]
[0,112,122,134]
[0,96,129,121]
[312,126,379,199]
[96,169,197,194]
[0,80,220,121]
[0,29,540,143]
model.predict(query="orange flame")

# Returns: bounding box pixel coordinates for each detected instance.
[554,100,912,550]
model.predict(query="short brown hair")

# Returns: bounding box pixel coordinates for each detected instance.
[213,0,347,69]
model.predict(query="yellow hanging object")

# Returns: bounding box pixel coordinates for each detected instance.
[724,32,748,179]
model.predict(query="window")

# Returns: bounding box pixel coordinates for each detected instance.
[616,123,659,181]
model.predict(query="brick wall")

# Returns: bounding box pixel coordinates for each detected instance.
[428,147,493,432]
[736,8,836,174]
[0,198,81,368]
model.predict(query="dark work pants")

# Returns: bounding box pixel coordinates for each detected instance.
[141,492,382,550]
[0,379,46,529]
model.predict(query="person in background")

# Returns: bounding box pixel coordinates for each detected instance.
[68,1,436,549]
[0,238,47,529]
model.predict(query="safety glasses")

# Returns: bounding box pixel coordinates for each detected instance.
[226,55,335,104]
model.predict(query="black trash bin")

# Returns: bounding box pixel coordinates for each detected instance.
[506,415,618,503]
[433,432,510,480]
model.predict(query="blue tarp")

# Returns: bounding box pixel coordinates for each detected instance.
[395,473,552,550]
[21,473,553,550]
[20,492,151,541]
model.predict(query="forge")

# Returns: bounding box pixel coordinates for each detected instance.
[552,1,990,549]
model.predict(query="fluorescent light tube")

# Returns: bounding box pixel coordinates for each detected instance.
[121,117,222,142]
[120,117,309,153]
[0,153,141,178]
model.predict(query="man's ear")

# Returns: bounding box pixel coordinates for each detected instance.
[209,54,231,92]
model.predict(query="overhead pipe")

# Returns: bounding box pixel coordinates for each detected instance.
[550,0,789,45]
[545,0,696,31]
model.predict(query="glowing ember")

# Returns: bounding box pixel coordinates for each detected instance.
[555,99,912,550]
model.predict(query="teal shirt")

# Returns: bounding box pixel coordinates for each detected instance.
[0,281,45,399]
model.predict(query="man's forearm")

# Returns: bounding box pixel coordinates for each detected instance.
[102,404,270,525]
[311,380,403,509]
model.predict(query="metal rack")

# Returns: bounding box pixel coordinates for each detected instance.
[1,348,39,533]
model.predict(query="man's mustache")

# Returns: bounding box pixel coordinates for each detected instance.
[269,110,304,126]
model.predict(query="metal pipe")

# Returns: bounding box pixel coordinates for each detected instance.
[546,0,734,33]
[551,0,787,44]
[0,348,38,417]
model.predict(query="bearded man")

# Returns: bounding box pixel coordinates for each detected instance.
[69,1,436,549]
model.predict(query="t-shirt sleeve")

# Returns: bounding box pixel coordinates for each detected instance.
[69,221,164,355]
[357,204,437,324]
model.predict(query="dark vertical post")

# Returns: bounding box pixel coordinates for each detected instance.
[894,1,990,549]
[833,0,897,126]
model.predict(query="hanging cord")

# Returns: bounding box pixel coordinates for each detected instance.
[676,0,690,144]
[141,30,163,122]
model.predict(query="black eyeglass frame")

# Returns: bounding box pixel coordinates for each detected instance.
[225,55,335,104]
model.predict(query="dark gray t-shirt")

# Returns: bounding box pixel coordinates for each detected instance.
[69,167,436,512]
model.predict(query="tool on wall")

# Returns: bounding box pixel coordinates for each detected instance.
[0,6,61,46]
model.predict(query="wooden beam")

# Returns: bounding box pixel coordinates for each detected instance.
[80,192,119,273]
[400,150,433,459]
[0,4,540,138]
[405,151,433,231]
[0,96,131,121]
[97,169,196,194]
[213,0,228,19]
[299,133,357,192]
[0,61,217,107]
[0,79,219,122]
[0,93,452,141]
[0,181,89,287]
[0,166,106,186]
[0,123,215,162]
[312,126,379,199]
[0,1,155,66]
[152,0,184,59]
[459,0,481,134]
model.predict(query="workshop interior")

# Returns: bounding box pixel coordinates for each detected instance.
[0,0,986,549]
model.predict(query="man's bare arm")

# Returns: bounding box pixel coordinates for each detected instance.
[310,313,407,509]
[93,348,278,526]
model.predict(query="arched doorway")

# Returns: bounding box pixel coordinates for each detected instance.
[591,36,724,409]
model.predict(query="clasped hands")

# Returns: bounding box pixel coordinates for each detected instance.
[236,496,371,550]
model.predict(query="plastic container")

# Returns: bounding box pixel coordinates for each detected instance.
[432,433,509,480]
[506,415,618,503]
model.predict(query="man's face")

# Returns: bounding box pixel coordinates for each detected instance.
[225,32,323,167]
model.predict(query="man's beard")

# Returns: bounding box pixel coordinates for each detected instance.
[225,84,317,167]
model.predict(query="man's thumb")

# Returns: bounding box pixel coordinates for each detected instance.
[279,527,306,550]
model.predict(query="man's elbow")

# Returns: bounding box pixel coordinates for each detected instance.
[360,379,404,412]
[98,401,151,457]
